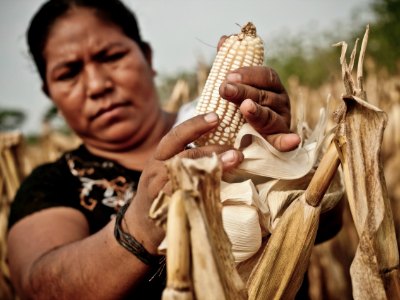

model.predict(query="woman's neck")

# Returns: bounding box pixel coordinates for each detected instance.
[85,110,176,170]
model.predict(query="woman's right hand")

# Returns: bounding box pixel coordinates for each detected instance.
[125,112,244,254]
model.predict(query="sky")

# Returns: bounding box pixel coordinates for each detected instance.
[0,0,374,135]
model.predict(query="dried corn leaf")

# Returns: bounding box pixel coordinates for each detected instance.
[333,25,400,299]
[165,155,247,300]
[336,95,400,299]
[162,190,193,300]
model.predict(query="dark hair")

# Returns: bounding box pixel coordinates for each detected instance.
[27,0,146,83]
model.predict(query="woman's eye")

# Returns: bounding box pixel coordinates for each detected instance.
[57,70,77,81]
[104,52,126,62]
[56,64,81,81]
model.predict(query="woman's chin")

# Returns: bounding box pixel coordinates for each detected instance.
[78,123,142,150]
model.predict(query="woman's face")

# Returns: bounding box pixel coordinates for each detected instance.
[44,8,160,150]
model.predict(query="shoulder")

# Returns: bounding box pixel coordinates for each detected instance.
[21,144,86,183]
[8,146,83,229]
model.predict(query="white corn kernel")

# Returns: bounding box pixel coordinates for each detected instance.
[195,22,264,146]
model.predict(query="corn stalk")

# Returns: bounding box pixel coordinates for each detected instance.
[0,132,23,300]
[333,26,400,299]
[151,155,247,300]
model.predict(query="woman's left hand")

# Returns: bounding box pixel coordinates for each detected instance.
[219,66,301,152]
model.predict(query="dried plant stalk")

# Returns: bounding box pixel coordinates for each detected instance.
[0,148,21,200]
[337,96,400,299]
[247,142,340,299]
[0,132,23,300]
[163,79,190,113]
[334,25,400,299]
[162,190,193,300]
[184,195,227,300]
[166,155,247,300]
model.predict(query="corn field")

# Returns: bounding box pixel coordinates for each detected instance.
[1,52,399,298]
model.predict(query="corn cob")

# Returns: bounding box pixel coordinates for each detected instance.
[195,22,264,146]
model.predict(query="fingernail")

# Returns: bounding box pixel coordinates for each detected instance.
[224,83,238,97]
[221,150,236,163]
[227,73,242,82]
[245,99,257,114]
[204,112,218,123]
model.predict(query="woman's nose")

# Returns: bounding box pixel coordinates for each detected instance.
[85,64,113,99]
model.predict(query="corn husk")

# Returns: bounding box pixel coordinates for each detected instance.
[256,168,344,233]
[222,205,262,263]
[216,93,343,268]
[220,180,268,263]
[161,190,193,300]
[224,106,329,183]
[151,155,248,300]
[247,141,341,299]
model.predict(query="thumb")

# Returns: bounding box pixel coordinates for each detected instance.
[266,133,301,152]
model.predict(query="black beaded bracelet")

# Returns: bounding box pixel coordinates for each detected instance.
[114,203,161,267]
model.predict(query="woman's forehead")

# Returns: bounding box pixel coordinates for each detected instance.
[44,8,132,61]
[47,7,124,42]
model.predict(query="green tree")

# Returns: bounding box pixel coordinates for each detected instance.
[363,0,400,72]
[0,108,25,131]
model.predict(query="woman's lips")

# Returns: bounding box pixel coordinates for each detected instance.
[90,102,130,121]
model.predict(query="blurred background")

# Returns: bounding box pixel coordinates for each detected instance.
[1,0,399,299]
[0,0,377,135]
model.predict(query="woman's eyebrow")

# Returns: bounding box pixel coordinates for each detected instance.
[50,60,81,74]
[50,42,128,72]
[93,42,127,57]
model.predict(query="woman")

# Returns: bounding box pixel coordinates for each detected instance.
[7,0,302,299]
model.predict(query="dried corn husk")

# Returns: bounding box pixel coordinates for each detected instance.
[224,106,329,183]
[222,205,262,263]
[219,169,344,263]
[162,190,193,300]
[247,142,341,299]
[151,154,247,300]
[257,167,344,232]
[218,99,343,269]
[219,180,267,263]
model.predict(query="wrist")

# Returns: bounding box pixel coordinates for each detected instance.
[125,197,165,254]
[114,202,163,266]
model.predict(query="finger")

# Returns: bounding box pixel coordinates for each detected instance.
[179,144,232,159]
[181,147,244,170]
[266,133,301,152]
[219,149,244,170]
[225,66,285,93]
[217,35,229,51]
[240,99,291,134]
[220,82,290,116]
[155,113,219,160]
